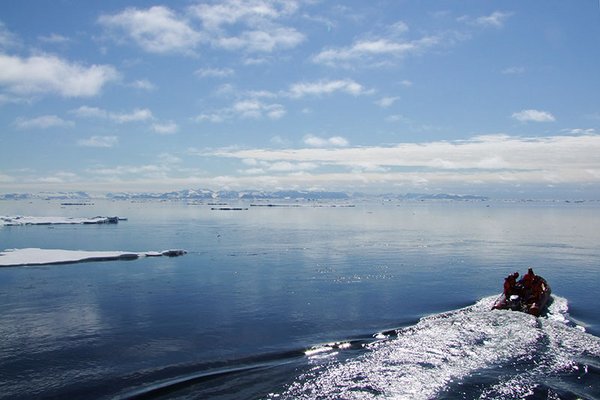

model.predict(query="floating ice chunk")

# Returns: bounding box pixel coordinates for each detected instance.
[161,249,187,257]
[0,248,186,267]
[0,248,137,266]
[0,216,121,226]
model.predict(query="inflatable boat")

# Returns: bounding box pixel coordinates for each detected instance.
[492,268,551,317]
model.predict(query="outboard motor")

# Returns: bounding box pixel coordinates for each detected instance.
[507,294,521,311]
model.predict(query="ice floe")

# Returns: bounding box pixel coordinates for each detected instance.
[0,248,187,267]
[0,216,121,226]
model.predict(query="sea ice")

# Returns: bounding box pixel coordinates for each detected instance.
[0,216,119,226]
[0,248,187,267]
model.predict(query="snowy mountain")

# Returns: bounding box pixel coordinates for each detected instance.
[0,189,487,202]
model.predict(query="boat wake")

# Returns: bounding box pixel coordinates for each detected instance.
[276,296,600,399]
[111,296,600,400]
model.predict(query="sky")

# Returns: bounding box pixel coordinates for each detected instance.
[0,0,599,198]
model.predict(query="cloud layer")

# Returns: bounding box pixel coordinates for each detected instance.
[207,133,600,188]
[5,133,599,194]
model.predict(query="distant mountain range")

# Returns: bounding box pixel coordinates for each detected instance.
[0,191,92,200]
[107,189,353,200]
[0,189,489,201]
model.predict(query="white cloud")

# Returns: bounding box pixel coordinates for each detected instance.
[0,53,118,97]
[240,159,318,174]
[38,33,71,44]
[565,128,596,135]
[196,99,285,122]
[214,83,236,96]
[82,161,207,184]
[234,99,285,119]
[111,108,153,123]
[288,79,370,98]
[188,0,304,53]
[328,136,350,147]
[98,6,202,55]
[128,79,156,91]
[195,67,234,78]
[231,100,257,118]
[98,1,306,57]
[88,164,167,176]
[0,22,19,49]
[14,115,74,129]
[473,11,513,28]
[265,105,286,119]
[389,21,410,35]
[0,172,15,183]
[194,112,226,123]
[70,106,108,118]
[270,135,290,146]
[158,152,182,164]
[215,27,304,52]
[502,66,525,75]
[242,158,259,166]
[245,89,277,99]
[91,166,131,176]
[71,106,154,123]
[243,56,269,65]
[269,161,317,172]
[512,109,555,123]
[376,96,400,108]
[77,136,119,148]
[35,171,79,184]
[189,0,299,30]
[0,92,25,105]
[313,35,440,67]
[386,114,410,123]
[152,121,178,134]
[303,134,349,147]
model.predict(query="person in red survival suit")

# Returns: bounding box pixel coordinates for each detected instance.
[522,268,536,291]
[503,272,519,296]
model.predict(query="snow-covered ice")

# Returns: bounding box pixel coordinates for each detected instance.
[0,248,187,267]
[1,216,119,226]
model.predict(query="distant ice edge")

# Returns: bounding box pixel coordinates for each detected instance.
[0,248,187,267]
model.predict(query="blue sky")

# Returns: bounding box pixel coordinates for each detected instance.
[1,0,599,197]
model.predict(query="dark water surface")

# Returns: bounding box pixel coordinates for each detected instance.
[0,200,599,399]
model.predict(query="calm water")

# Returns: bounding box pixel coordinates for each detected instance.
[0,199,599,399]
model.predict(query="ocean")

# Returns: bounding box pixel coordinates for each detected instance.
[0,199,599,399]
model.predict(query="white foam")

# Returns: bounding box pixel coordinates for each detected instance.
[282,296,600,399]
[306,342,346,356]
